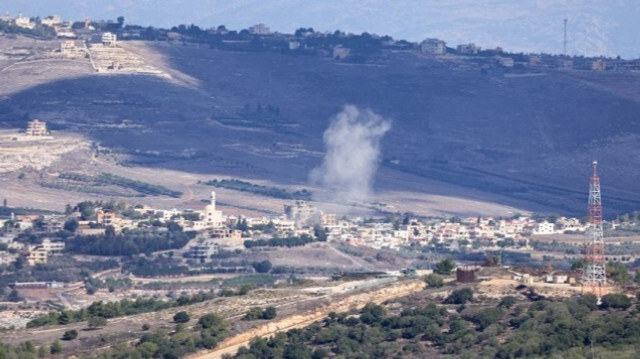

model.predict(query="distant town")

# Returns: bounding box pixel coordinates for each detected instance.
[1,12,639,75]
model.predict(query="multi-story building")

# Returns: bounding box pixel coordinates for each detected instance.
[15,16,35,29]
[457,43,480,54]
[41,239,65,254]
[25,120,48,136]
[284,201,321,228]
[533,221,555,235]
[420,38,446,55]
[41,15,62,27]
[26,247,48,265]
[249,24,270,35]
[101,32,117,47]
[186,240,219,260]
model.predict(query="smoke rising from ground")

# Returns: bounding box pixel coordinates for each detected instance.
[310,105,391,204]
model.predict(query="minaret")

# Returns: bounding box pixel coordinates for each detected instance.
[210,191,216,211]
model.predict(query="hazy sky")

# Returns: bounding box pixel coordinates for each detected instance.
[4,0,639,58]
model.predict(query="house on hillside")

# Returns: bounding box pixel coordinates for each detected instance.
[420,38,446,55]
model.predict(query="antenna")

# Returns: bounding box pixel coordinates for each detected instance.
[563,18,568,56]
[582,160,606,297]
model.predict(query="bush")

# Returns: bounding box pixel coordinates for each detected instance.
[173,311,191,323]
[252,260,272,273]
[87,316,107,329]
[498,296,517,309]
[444,288,473,305]
[434,258,456,275]
[50,340,62,354]
[142,323,150,331]
[424,274,444,288]
[62,329,78,340]
[243,306,277,321]
[600,293,631,310]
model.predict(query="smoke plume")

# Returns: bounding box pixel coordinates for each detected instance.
[310,105,391,203]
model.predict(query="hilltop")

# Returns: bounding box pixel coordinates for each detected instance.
[1,26,640,216]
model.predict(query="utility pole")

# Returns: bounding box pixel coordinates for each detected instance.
[563,18,568,56]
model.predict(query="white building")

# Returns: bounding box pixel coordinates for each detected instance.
[15,16,35,29]
[204,191,224,228]
[41,239,65,254]
[534,221,555,235]
[420,38,446,55]
[101,32,117,47]
[41,15,62,27]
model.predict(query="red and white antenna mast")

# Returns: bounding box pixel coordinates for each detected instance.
[582,161,606,295]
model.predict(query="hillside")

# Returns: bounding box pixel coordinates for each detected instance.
[1,35,640,215]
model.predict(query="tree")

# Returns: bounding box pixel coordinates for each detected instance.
[37,345,47,358]
[434,258,456,275]
[252,260,272,273]
[498,296,517,309]
[470,307,504,331]
[7,289,22,302]
[117,16,125,28]
[63,219,78,232]
[444,288,473,305]
[173,311,191,323]
[62,329,78,340]
[50,340,62,354]
[262,306,277,319]
[600,293,631,310]
[243,307,264,321]
[198,313,224,329]
[58,311,70,325]
[424,274,444,288]
[607,261,631,284]
[87,316,107,329]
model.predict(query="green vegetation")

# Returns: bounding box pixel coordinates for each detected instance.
[65,222,195,256]
[244,234,325,249]
[252,260,272,273]
[222,274,276,287]
[92,313,228,358]
[173,311,191,323]
[26,292,215,328]
[434,258,456,275]
[59,172,182,197]
[424,274,444,288]
[205,179,311,200]
[228,294,640,359]
[600,293,632,310]
[243,307,277,321]
[87,316,107,329]
[62,329,78,341]
[444,288,474,305]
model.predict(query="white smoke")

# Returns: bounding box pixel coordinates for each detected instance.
[310,105,391,204]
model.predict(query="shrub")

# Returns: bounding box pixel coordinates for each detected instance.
[50,340,62,354]
[435,258,456,275]
[600,293,631,310]
[424,274,444,288]
[87,316,107,329]
[173,311,191,323]
[444,288,473,305]
[62,329,78,340]
[498,296,517,309]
